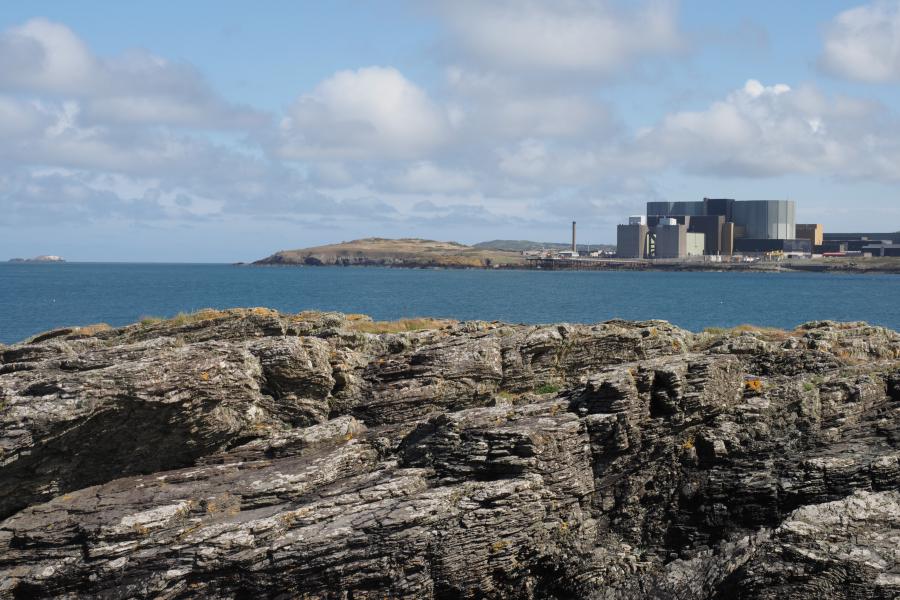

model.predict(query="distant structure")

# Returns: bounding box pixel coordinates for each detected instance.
[618,198,809,259]
[820,232,900,256]
[557,221,580,258]
[796,224,823,248]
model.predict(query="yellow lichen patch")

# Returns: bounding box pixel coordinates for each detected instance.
[250,307,279,317]
[745,378,764,393]
[176,521,204,541]
[343,431,354,441]
[200,372,210,382]
[350,318,455,334]
[204,494,240,516]
[490,540,510,553]
[681,436,695,450]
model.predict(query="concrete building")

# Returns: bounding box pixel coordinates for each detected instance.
[686,232,705,256]
[731,200,796,239]
[796,223,823,247]
[688,215,725,255]
[653,222,686,259]
[647,201,706,217]
[616,223,647,258]
[733,238,811,254]
[647,198,796,241]
[618,197,810,259]
[721,222,735,255]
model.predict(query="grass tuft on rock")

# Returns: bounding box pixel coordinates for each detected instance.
[350,318,455,334]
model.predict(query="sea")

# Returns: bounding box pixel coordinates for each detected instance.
[1,262,898,344]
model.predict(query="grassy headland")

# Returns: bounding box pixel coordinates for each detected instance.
[253,238,526,269]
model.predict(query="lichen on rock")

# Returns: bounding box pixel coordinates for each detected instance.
[0,309,897,598]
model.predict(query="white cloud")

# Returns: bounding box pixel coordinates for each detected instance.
[445,67,612,139]
[0,18,264,129]
[436,0,682,75]
[390,161,475,193]
[638,79,900,180]
[820,1,900,82]
[277,67,451,160]
[0,18,95,93]
[0,97,50,136]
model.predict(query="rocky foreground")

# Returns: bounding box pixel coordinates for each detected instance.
[0,309,898,599]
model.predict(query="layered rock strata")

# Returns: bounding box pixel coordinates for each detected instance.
[0,309,897,598]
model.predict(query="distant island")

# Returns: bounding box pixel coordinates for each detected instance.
[8,255,65,263]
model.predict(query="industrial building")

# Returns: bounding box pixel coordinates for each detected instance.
[796,224,823,247]
[820,232,900,256]
[617,198,811,259]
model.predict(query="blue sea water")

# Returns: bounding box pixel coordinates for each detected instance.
[1,262,898,344]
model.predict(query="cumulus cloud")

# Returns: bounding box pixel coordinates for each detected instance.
[638,79,900,180]
[389,162,475,193]
[276,67,451,160]
[819,1,900,82]
[0,18,264,128]
[436,0,682,75]
[444,67,614,139]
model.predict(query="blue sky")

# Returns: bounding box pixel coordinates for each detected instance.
[1,1,899,261]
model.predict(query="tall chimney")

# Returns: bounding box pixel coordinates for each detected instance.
[571,221,577,253]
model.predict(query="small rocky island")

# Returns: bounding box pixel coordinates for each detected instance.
[0,309,898,598]
[7,255,65,263]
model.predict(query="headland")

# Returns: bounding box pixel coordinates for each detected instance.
[254,237,900,273]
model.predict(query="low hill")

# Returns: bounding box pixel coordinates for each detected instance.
[254,237,526,268]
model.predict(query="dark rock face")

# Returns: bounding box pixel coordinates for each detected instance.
[0,310,898,599]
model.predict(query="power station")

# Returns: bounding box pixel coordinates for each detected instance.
[617,198,812,259]
[527,199,897,268]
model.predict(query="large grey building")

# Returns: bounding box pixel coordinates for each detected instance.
[616,223,647,258]
[618,197,804,258]
[647,198,795,241]
[731,200,795,240]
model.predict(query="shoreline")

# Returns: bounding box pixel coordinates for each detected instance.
[249,259,900,275]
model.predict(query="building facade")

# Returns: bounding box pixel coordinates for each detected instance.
[616,224,647,258]
[616,197,807,259]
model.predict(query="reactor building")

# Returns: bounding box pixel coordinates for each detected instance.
[617,198,811,259]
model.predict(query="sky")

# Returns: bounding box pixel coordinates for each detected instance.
[1,0,899,262]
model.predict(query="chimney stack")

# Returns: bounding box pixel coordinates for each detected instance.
[571,221,577,253]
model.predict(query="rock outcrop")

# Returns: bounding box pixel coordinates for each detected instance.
[0,310,897,598]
